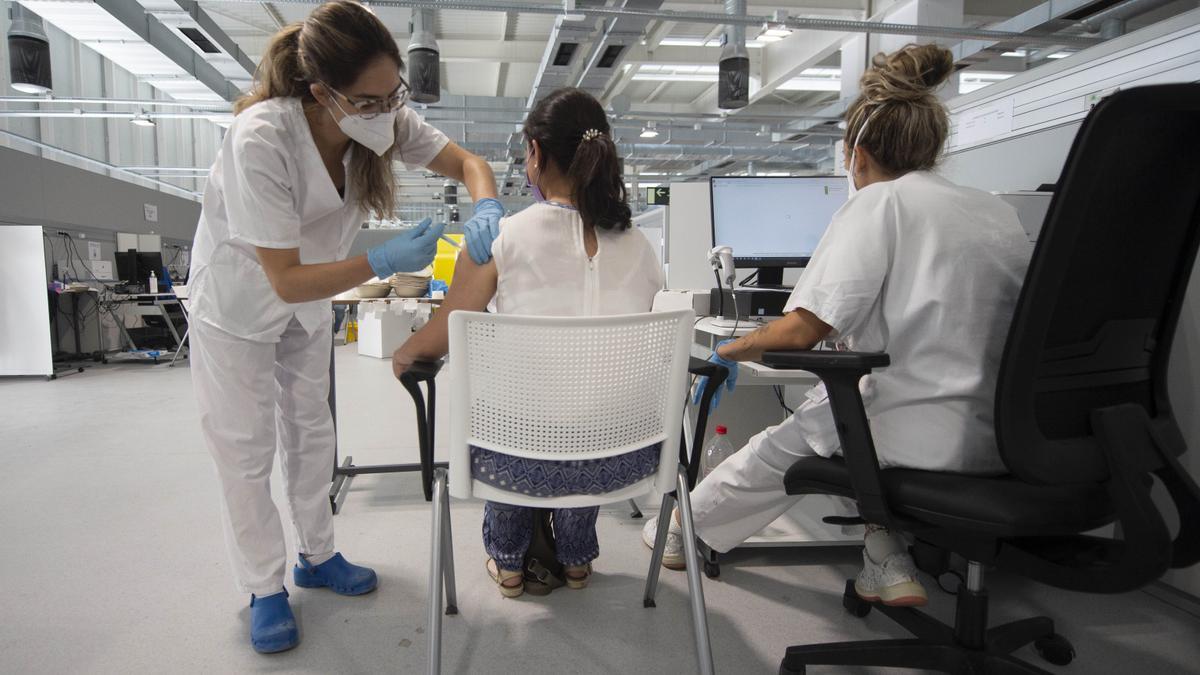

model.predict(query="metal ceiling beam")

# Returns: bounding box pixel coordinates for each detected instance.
[575,0,665,94]
[0,95,229,109]
[951,0,1110,63]
[96,0,246,101]
[176,0,258,75]
[203,0,1101,47]
[262,3,286,28]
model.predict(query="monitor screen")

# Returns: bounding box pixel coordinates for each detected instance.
[710,176,848,267]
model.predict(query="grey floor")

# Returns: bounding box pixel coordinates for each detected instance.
[3,345,1200,675]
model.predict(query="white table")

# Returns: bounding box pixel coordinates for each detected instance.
[110,292,187,354]
[688,316,859,577]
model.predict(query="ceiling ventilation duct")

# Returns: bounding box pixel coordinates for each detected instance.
[408,8,440,103]
[7,5,52,95]
[718,0,749,109]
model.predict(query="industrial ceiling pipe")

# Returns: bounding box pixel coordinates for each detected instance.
[718,0,749,109]
[408,8,440,103]
[7,5,52,94]
[1079,0,1180,36]
[211,0,1100,47]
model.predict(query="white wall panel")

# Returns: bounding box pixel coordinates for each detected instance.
[0,225,54,376]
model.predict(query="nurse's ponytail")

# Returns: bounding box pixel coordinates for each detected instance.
[234,0,403,220]
[844,43,954,174]
[233,24,306,115]
[523,88,631,232]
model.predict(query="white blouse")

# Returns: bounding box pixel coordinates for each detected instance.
[490,202,664,317]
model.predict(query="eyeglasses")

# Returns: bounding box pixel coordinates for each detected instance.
[326,83,410,119]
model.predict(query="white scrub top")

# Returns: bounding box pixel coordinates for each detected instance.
[189,98,449,342]
[785,171,1032,474]
[490,202,664,316]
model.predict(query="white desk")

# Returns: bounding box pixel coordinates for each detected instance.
[110,293,186,353]
[688,316,858,573]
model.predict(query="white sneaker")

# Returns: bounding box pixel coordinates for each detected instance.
[641,515,686,570]
[854,548,929,607]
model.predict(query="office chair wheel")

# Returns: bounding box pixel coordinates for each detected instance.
[1034,634,1075,666]
[703,561,720,579]
[842,580,872,618]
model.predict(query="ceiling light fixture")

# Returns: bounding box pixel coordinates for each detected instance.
[8,5,53,95]
[757,19,793,43]
[130,111,156,127]
[640,121,659,139]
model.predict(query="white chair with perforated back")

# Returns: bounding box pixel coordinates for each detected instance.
[424,308,713,675]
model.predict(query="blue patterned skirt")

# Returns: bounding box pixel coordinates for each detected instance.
[469,443,661,497]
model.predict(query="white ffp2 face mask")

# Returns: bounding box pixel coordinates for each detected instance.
[328,96,397,157]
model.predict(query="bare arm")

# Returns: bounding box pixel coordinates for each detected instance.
[426,142,498,201]
[392,252,498,378]
[255,247,375,304]
[717,308,833,362]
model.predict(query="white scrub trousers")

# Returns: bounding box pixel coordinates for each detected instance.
[690,414,829,554]
[191,316,336,596]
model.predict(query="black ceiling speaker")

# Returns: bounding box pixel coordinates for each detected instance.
[8,5,52,95]
[718,0,748,109]
[407,9,440,104]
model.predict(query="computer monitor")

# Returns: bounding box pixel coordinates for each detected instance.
[136,252,164,287]
[710,176,848,287]
[115,250,139,283]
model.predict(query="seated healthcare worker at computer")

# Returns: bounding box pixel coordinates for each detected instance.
[392,87,663,598]
[643,43,1034,608]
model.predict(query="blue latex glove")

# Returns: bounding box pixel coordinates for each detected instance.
[367,218,445,278]
[462,198,504,265]
[693,339,739,411]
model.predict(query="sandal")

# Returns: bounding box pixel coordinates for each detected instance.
[564,563,592,590]
[486,558,525,598]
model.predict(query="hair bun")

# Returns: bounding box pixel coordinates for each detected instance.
[860,43,955,105]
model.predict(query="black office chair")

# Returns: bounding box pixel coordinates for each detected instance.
[760,84,1200,674]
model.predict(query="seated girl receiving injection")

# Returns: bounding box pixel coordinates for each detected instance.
[391,87,663,597]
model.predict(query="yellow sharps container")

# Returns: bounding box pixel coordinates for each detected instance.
[432,233,465,283]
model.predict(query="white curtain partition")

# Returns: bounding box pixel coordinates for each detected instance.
[0,225,53,376]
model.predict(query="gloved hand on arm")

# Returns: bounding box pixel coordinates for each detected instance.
[367,218,445,278]
[693,339,739,411]
[462,198,504,264]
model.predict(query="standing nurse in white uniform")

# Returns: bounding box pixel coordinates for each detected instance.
[188,1,503,653]
[644,44,1033,608]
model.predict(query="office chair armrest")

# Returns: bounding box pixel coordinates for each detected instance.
[399,359,445,502]
[682,357,729,488]
[760,349,895,528]
[760,350,890,371]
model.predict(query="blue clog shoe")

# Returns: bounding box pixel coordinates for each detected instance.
[293,553,377,596]
[250,588,299,654]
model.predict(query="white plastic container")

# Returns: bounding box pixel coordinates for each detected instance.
[357,300,418,358]
[148,270,158,294]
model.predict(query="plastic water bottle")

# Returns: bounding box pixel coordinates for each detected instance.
[702,425,736,479]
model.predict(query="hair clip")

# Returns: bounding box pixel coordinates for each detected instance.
[582,128,603,142]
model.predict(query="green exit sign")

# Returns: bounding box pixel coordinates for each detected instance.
[646,186,670,205]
